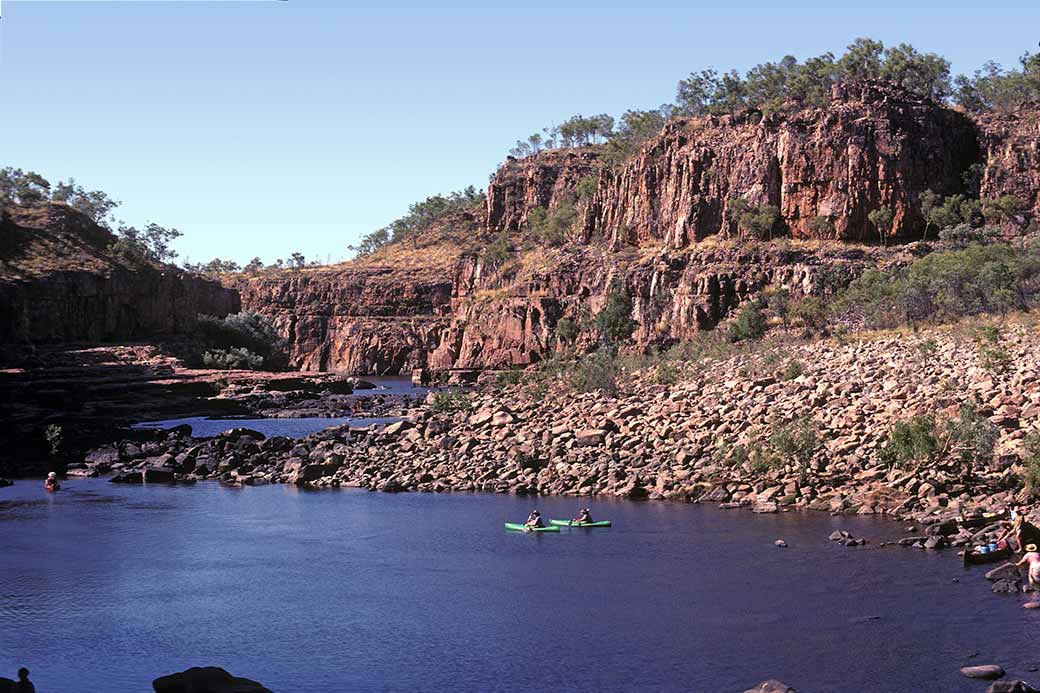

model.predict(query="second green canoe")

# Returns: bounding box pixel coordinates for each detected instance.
[549,519,612,528]
[504,522,561,532]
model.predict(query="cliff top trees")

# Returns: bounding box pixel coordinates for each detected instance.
[0,168,120,225]
[675,38,950,116]
[350,186,483,258]
[109,222,182,264]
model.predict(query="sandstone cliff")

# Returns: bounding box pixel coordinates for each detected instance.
[0,204,238,347]
[237,82,1038,374]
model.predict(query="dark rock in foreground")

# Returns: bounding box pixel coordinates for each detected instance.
[744,681,799,693]
[989,681,1039,692]
[153,666,272,693]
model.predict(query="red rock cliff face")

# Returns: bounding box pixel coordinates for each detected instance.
[976,108,1040,214]
[487,82,981,247]
[242,84,1040,374]
[0,205,238,345]
[235,267,452,373]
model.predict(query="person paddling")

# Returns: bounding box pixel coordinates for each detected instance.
[1018,544,1040,590]
[572,507,593,524]
[999,507,1040,553]
[44,472,60,492]
[524,510,544,530]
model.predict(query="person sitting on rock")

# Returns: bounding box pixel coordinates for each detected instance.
[573,507,593,524]
[1017,544,1040,589]
[15,667,35,693]
[524,510,544,529]
[999,507,1040,553]
[44,472,60,492]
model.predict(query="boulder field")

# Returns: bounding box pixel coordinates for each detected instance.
[79,319,1040,536]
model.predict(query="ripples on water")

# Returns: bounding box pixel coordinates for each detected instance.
[1,480,1039,692]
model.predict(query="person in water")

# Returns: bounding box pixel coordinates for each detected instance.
[14,667,35,693]
[999,507,1040,553]
[1018,544,1040,590]
[573,507,593,524]
[44,472,60,492]
[524,510,544,529]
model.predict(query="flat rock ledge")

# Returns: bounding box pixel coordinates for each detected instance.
[153,666,272,693]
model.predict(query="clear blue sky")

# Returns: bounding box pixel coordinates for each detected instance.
[2,0,1038,265]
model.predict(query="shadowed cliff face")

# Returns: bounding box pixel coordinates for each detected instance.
[235,267,452,373]
[0,205,239,347]
[234,84,1037,375]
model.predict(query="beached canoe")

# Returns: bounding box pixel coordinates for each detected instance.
[504,523,560,533]
[958,509,1010,529]
[549,520,612,528]
[963,544,1013,565]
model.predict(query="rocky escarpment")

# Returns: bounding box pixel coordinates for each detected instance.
[0,204,238,347]
[234,266,452,373]
[240,82,1039,375]
[490,81,981,245]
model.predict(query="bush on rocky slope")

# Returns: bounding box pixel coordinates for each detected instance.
[190,311,287,370]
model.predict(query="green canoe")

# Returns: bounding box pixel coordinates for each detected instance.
[504,522,560,533]
[549,519,612,528]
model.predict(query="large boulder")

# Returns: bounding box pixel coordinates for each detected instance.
[0,478,12,488]
[152,666,272,693]
[143,467,176,483]
[961,665,1006,680]
[219,428,266,442]
[574,429,609,447]
[110,471,144,484]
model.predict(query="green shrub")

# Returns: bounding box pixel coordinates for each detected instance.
[878,405,998,470]
[1023,432,1040,499]
[195,311,288,370]
[556,317,580,344]
[938,223,1001,249]
[945,404,999,466]
[570,351,619,394]
[527,203,577,247]
[729,300,767,342]
[974,324,1012,374]
[202,347,264,370]
[878,415,938,469]
[429,389,470,414]
[782,359,803,380]
[481,230,511,266]
[595,282,637,348]
[765,416,818,468]
[654,361,679,385]
[835,243,1038,329]
[496,369,523,387]
[44,423,63,457]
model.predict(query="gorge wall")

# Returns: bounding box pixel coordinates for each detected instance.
[0,204,239,348]
[239,82,1039,374]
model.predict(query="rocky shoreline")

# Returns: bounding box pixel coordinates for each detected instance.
[64,319,1039,553]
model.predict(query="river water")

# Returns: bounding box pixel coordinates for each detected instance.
[1,480,1037,692]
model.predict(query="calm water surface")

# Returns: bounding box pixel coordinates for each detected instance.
[132,416,403,438]
[1,480,1037,692]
